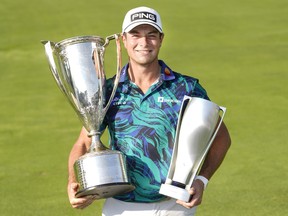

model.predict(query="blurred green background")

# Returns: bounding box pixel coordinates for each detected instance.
[0,0,287,215]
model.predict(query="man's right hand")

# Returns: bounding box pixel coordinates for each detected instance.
[68,182,97,209]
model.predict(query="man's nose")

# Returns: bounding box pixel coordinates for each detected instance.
[138,36,149,46]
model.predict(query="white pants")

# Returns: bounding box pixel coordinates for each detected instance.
[102,198,197,216]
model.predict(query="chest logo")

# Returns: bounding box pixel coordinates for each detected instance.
[158,97,181,103]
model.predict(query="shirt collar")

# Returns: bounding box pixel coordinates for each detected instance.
[119,60,175,83]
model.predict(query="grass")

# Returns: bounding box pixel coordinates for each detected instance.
[0,0,287,215]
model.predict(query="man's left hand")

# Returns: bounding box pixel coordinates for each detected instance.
[176,179,205,209]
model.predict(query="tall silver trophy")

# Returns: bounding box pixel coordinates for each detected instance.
[159,96,226,202]
[42,34,135,198]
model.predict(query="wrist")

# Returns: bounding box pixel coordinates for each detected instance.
[195,175,209,190]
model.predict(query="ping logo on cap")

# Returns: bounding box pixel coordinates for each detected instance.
[131,12,157,23]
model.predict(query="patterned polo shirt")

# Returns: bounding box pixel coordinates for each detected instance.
[102,60,209,203]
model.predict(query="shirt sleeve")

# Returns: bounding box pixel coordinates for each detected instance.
[191,79,210,100]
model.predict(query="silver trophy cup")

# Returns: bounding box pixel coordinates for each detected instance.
[42,35,135,198]
[159,96,226,202]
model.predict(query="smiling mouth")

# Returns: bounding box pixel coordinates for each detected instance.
[136,50,151,53]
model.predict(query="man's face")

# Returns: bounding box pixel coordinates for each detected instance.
[122,24,164,66]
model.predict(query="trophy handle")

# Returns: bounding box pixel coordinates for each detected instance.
[42,40,80,115]
[41,41,67,96]
[102,34,122,114]
[87,34,122,152]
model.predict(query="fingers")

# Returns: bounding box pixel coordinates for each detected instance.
[70,195,97,209]
[68,182,97,209]
[176,183,203,209]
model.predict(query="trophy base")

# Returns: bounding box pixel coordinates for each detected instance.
[159,184,191,202]
[75,182,135,198]
[74,150,135,199]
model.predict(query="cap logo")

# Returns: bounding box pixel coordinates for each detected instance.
[131,12,157,23]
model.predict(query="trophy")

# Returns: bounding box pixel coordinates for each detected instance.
[41,34,135,198]
[159,96,226,202]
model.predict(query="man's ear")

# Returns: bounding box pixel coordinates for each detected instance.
[122,33,127,48]
[160,33,164,46]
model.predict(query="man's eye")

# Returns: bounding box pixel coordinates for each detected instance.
[148,34,157,39]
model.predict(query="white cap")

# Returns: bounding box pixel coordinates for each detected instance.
[122,6,163,33]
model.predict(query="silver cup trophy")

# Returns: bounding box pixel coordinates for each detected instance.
[42,34,135,198]
[159,95,226,202]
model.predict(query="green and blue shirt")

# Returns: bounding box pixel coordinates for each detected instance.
[102,60,209,203]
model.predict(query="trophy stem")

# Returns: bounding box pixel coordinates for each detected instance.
[88,134,107,153]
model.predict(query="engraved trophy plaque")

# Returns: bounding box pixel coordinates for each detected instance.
[42,34,135,198]
[159,96,226,202]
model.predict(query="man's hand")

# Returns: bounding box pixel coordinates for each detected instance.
[68,182,97,209]
[176,179,205,209]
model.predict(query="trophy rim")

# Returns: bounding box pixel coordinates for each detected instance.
[55,35,105,49]
[75,182,135,198]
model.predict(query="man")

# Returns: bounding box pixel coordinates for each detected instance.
[67,6,231,215]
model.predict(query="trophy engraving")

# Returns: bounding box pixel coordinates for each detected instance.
[159,96,226,202]
[42,35,135,198]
